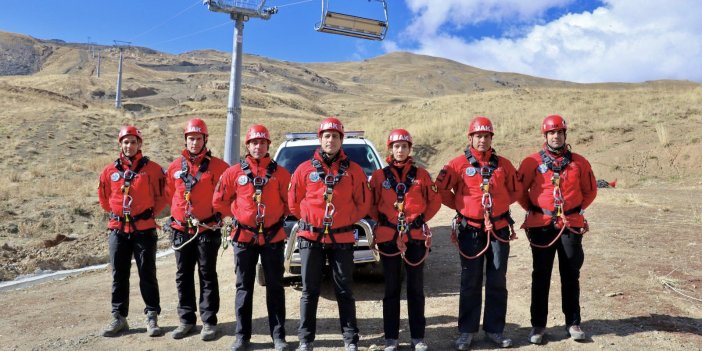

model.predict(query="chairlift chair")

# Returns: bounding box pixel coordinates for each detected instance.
[315,0,388,40]
[203,0,277,19]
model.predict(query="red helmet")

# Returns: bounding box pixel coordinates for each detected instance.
[118,125,142,142]
[468,116,494,136]
[541,115,567,134]
[184,118,208,136]
[386,128,413,148]
[245,124,271,144]
[318,117,344,138]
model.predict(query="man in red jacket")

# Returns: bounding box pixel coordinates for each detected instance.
[98,125,168,337]
[369,129,441,351]
[165,118,229,341]
[288,117,371,351]
[213,124,291,351]
[436,117,520,350]
[517,115,597,344]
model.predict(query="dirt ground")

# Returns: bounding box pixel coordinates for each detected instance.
[0,185,700,351]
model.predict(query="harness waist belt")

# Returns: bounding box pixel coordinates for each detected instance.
[529,205,582,217]
[378,216,426,231]
[110,208,154,222]
[298,220,356,235]
[236,221,284,236]
[457,211,515,225]
[170,213,221,228]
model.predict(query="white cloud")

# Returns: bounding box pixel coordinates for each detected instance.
[392,0,702,82]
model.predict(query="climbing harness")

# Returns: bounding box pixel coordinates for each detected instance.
[227,159,285,247]
[172,154,223,250]
[527,149,587,249]
[300,157,353,243]
[371,165,431,266]
[451,150,516,260]
[110,156,152,233]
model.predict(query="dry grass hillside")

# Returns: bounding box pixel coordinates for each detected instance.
[0,30,701,283]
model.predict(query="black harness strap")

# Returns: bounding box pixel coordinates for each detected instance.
[382,165,418,240]
[232,219,285,246]
[179,155,211,193]
[240,159,278,194]
[310,157,350,243]
[455,211,515,229]
[298,221,356,236]
[537,149,574,222]
[539,149,572,175]
[465,148,499,191]
[113,156,150,232]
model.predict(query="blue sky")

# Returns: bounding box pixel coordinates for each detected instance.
[1,0,701,83]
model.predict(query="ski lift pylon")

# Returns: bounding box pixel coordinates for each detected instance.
[315,0,388,40]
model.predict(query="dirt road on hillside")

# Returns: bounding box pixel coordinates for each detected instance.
[1,186,700,351]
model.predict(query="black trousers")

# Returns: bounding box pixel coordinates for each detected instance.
[233,241,287,341]
[108,229,160,317]
[297,238,358,345]
[528,225,584,328]
[379,240,427,340]
[457,225,510,334]
[173,229,221,325]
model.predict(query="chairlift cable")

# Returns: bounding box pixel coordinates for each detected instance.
[150,20,232,46]
[129,0,203,42]
[274,0,314,8]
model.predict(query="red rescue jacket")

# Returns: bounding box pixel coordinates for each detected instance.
[369,156,441,243]
[166,149,229,233]
[213,154,291,245]
[98,151,167,233]
[288,149,371,244]
[517,145,597,228]
[436,148,520,230]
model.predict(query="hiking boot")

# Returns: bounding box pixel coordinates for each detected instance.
[101,312,128,337]
[201,323,217,341]
[384,339,399,351]
[171,323,195,339]
[412,339,429,351]
[567,325,586,341]
[145,311,162,337]
[486,332,512,348]
[230,338,251,351]
[345,343,358,351]
[454,333,473,351]
[274,339,289,351]
[296,342,314,351]
[528,327,545,344]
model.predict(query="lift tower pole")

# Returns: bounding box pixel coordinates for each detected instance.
[203,0,277,165]
[113,40,131,109]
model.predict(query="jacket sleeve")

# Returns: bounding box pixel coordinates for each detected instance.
[579,157,598,209]
[150,163,168,216]
[97,167,112,213]
[164,162,176,205]
[516,157,537,211]
[212,168,236,218]
[288,166,306,219]
[278,167,292,217]
[368,169,383,221]
[420,169,442,222]
[435,162,458,209]
[350,165,371,223]
[501,158,522,205]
